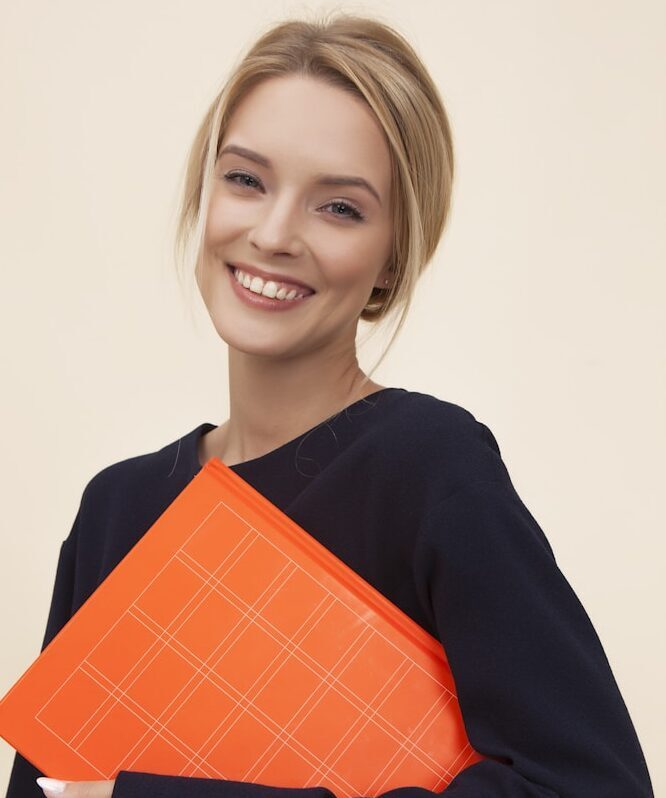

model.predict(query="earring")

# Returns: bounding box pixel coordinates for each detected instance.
[384,278,389,286]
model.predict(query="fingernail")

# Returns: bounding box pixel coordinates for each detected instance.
[36,777,67,794]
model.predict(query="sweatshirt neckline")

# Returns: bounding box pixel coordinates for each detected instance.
[188,387,406,477]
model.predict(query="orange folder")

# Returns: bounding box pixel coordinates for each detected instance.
[0,458,485,796]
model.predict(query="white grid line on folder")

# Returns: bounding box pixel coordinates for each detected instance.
[80,573,440,789]
[127,589,368,796]
[34,521,283,777]
[37,520,452,788]
[64,534,290,760]
[33,496,462,792]
[314,661,414,786]
[34,503,255,724]
[83,586,360,794]
[256,631,385,787]
[131,584,342,784]
[78,661,223,780]
[369,693,456,793]
[124,577,446,788]
[33,715,108,779]
[250,523,450,691]
[174,536,452,777]
[93,554,297,778]
[239,624,382,791]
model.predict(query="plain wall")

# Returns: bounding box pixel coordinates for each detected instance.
[1,0,663,793]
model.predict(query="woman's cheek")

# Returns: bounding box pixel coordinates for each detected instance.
[206,194,252,237]
[326,248,382,290]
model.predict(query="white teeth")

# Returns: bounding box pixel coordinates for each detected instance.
[249,276,264,294]
[262,281,278,298]
[232,267,309,301]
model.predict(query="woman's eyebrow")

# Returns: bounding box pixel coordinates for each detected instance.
[218,143,382,206]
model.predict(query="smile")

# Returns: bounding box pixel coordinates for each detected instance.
[226,264,314,311]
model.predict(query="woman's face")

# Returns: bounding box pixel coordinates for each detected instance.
[199,74,394,361]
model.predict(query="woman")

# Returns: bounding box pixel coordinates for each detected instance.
[8,12,652,798]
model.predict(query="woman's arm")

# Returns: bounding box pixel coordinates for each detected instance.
[411,477,654,796]
[112,774,333,798]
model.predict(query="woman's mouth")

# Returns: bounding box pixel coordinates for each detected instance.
[226,263,315,311]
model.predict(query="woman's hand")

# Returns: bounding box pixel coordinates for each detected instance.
[36,777,116,797]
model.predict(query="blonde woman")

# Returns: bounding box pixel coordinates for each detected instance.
[10,12,652,798]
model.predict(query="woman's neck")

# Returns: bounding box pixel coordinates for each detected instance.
[199,352,384,468]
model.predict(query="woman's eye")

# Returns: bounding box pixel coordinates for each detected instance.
[323,201,365,222]
[224,171,262,189]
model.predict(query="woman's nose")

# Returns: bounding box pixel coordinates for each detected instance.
[247,197,303,256]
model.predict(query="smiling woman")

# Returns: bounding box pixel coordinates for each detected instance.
[176,14,453,343]
[8,9,654,798]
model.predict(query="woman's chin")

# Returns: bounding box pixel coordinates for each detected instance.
[212,323,304,358]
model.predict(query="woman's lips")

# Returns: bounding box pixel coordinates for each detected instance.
[226,264,314,312]
[227,262,315,294]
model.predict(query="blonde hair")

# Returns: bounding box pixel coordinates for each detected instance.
[174,10,454,384]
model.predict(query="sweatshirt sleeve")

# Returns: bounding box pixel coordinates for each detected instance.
[4,508,82,798]
[409,477,654,796]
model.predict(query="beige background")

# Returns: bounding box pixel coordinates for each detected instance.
[1,0,663,794]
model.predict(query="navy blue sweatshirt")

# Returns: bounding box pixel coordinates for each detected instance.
[4,388,653,797]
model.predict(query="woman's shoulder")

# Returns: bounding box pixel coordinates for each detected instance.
[390,388,499,435]
[380,388,501,450]
[77,422,206,515]
[372,388,510,491]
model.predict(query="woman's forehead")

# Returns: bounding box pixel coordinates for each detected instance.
[221,75,391,192]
